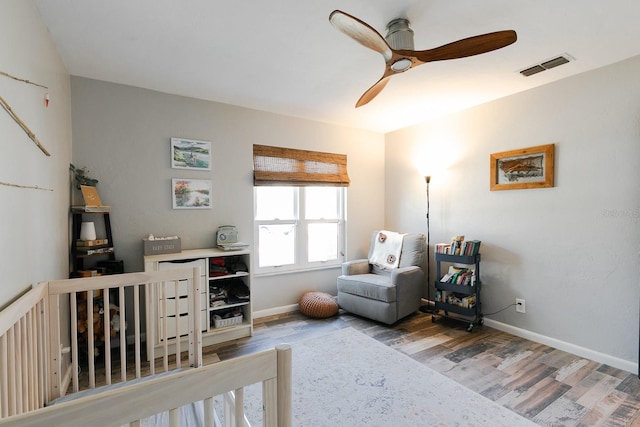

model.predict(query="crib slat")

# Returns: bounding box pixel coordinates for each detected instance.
[87,291,96,389]
[234,388,244,427]
[173,280,181,370]
[263,379,277,427]
[161,285,168,372]
[104,289,112,386]
[223,392,233,427]
[204,397,214,427]
[276,344,292,427]
[7,327,16,416]
[190,267,202,368]
[36,300,45,410]
[47,292,63,401]
[70,293,79,393]
[149,283,156,376]
[168,407,179,427]
[27,310,35,411]
[16,320,23,414]
[134,284,141,379]
[119,286,126,383]
[1,334,8,417]
[20,317,29,412]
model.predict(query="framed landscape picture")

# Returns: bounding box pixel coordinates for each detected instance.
[172,178,211,209]
[170,137,212,170]
[490,144,555,191]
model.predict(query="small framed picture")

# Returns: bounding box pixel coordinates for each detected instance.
[170,137,212,170]
[172,179,211,209]
[490,144,555,191]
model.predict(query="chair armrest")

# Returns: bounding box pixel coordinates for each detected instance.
[390,265,422,284]
[391,266,425,319]
[341,259,370,276]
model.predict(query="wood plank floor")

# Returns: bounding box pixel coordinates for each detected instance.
[202,310,640,427]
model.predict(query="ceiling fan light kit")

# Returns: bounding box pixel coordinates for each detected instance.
[329,10,518,108]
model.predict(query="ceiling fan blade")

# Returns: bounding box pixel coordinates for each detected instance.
[330,10,393,62]
[356,76,392,108]
[412,30,517,63]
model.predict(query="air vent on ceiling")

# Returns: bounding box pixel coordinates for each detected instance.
[519,53,574,77]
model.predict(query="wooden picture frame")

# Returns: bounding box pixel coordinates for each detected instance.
[170,137,212,170]
[490,144,555,191]
[172,178,212,209]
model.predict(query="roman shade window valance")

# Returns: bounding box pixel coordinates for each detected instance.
[253,144,350,187]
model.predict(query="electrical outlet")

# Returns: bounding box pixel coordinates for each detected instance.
[516,298,526,313]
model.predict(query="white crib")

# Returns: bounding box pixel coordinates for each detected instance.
[0,268,291,426]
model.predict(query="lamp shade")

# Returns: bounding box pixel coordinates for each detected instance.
[80,222,97,241]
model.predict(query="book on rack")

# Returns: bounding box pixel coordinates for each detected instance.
[76,239,109,247]
[76,247,114,255]
[435,243,451,254]
[440,266,475,286]
[459,240,481,256]
[435,237,481,256]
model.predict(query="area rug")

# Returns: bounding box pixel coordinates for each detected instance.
[237,327,537,427]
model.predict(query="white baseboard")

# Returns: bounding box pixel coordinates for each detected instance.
[483,318,637,374]
[254,304,299,319]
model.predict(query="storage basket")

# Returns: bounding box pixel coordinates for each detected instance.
[143,237,181,256]
[213,314,243,328]
[298,291,339,318]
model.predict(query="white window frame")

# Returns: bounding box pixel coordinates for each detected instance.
[253,186,346,275]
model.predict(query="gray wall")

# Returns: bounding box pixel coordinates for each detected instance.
[0,0,72,306]
[3,0,639,374]
[70,77,386,312]
[385,55,640,369]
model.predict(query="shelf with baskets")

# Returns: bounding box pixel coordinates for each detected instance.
[432,252,483,332]
[144,248,252,355]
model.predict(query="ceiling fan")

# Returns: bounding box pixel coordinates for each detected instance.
[329,10,517,108]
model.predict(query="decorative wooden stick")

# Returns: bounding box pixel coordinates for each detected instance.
[0,181,53,191]
[0,70,48,89]
[0,95,51,156]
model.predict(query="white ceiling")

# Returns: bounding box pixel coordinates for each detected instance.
[34,1,640,133]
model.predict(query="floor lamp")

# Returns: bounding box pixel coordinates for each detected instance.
[419,175,432,313]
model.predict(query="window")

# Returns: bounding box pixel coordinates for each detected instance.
[253,144,350,274]
[254,186,346,273]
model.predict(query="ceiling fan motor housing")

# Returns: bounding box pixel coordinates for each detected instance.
[385,18,414,50]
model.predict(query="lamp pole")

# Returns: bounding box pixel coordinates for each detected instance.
[420,175,432,314]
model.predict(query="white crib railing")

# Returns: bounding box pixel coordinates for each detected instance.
[0,344,292,427]
[0,282,48,418]
[0,268,202,416]
[46,268,202,398]
[0,268,292,426]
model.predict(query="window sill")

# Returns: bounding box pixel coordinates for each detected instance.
[254,263,341,278]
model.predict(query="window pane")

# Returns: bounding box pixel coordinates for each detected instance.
[308,223,338,262]
[305,187,339,219]
[258,224,295,267]
[256,187,296,220]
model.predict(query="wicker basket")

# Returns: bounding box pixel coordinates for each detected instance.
[213,314,243,328]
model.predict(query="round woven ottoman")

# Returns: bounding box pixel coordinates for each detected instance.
[298,291,339,319]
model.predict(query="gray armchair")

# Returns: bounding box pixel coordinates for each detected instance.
[337,231,425,324]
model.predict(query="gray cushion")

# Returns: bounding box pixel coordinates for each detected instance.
[337,274,396,303]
